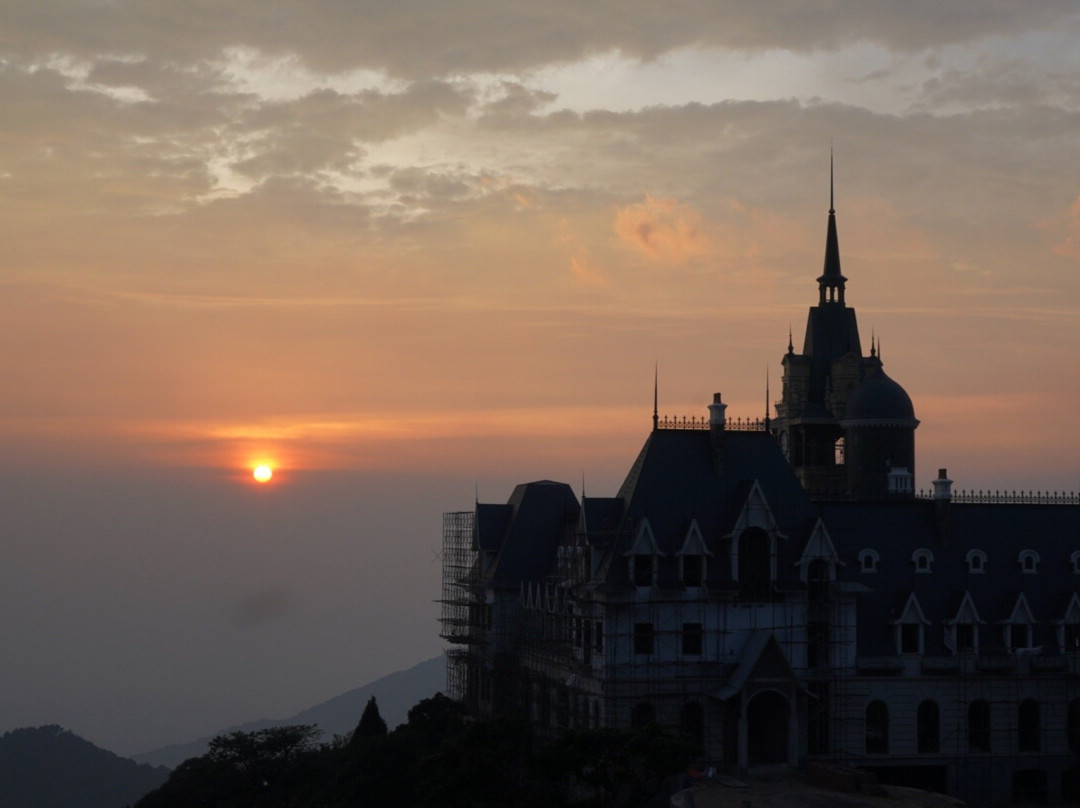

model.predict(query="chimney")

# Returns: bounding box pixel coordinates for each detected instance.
[709,393,727,471]
[933,468,953,545]
[932,469,953,501]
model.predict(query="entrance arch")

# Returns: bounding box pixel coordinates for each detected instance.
[747,690,789,765]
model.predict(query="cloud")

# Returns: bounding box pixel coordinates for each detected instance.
[613,196,709,265]
[1052,195,1080,259]
[6,2,1080,79]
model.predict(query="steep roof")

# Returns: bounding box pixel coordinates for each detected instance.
[820,500,1080,655]
[481,481,579,587]
[600,428,818,587]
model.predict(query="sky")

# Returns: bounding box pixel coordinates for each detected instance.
[2,1,1079,756]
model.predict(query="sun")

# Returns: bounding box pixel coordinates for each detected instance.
[253,465,273,483]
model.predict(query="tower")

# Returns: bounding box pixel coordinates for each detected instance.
[772,160,918,498]
[772,158,863,495]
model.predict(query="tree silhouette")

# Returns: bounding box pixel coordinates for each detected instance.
[351,696,388,745]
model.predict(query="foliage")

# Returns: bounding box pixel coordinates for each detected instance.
[350,696,388,745]
[135,695,695,808]
[550,725,699,807]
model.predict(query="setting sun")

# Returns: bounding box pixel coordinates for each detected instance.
[253,465,273,483]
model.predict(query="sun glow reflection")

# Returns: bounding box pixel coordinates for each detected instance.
[253,464,273,483]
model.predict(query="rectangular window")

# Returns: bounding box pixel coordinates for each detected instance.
[634,622,654,655]
[956,623,975,653]
[682,555,703,587]
[900,623,921,654]
[595,620,603,653]
[682,622,703,656]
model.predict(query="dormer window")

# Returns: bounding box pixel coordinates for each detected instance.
[1019,550,1040,574]
[893,592,930,655]
[945,591,984,656]
[859,549,880,573]
[632,555,654,586]
[1055,593,1080,654]
[681,554,703,587]
[966,550,987,574]
[912,549,934,573]
[1002,593,1037,653]
[677,520,711,588]
[626,520,662,588]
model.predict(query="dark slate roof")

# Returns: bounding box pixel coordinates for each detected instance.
[481,481,579,587]
[475,504,512,552]
[580,496,624,548]
[820,500,1080,656]
[601,428,819,588]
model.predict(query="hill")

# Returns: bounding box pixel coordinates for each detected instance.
[0,725,169,808]
[133,654,445,769]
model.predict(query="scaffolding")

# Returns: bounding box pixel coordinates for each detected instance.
[439,510,480,703]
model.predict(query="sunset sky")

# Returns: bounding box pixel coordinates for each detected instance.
[2,2,1079,755]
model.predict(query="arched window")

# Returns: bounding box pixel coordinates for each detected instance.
[858,548,880,573]
[631,701,656,729]
[1019,699,1040,751]
[834,437,845,465]
[865,701,888,754]
[917,700,940,753]
[1019,550,1040,574]
[738,527,771,600]
[912,549,934,573]
[968,700,990,752]
[965,549,987,574]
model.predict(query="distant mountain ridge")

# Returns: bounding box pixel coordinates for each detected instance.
[133,655,445,769]
[0,725,169,808]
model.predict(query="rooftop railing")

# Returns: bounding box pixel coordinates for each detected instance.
[915,489,1079,505]
[655,415,769,432]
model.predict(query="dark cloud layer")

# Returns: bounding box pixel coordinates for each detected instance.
[5,1,1079,77]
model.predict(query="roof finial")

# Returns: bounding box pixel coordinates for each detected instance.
[765,367,771,429]
[652,362,659,431]
[787,325,794,354]
[870,330,876,358]
[830,141,835,214]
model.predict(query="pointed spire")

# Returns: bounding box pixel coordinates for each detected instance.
[817,148,847,305]
[787,325,794,354]
[652,363,659,431]
[871,330,876,358]
[830,144,835,214]
[765,367,771,430]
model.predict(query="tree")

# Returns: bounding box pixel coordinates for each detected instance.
[350,696,388,746]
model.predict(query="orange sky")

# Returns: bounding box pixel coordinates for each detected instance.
[1,0,1079,754]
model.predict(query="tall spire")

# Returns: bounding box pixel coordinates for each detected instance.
[652,363,659,431]
[817,148,847,305]
[830,145,835,214]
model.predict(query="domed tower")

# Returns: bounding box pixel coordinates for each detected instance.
[839,344,919,498]
[772,156,863,495]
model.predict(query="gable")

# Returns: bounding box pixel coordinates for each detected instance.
[893,592,930,625]
[795,518,842,581]
[678,520,712,557]
[1003,592,1037,625]
[945,591,983,625]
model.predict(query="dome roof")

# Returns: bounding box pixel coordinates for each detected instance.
[843,368,916,423]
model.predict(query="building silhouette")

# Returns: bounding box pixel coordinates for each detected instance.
[440,170,1080,805]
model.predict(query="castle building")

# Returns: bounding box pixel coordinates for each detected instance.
[439,174,1080,805]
